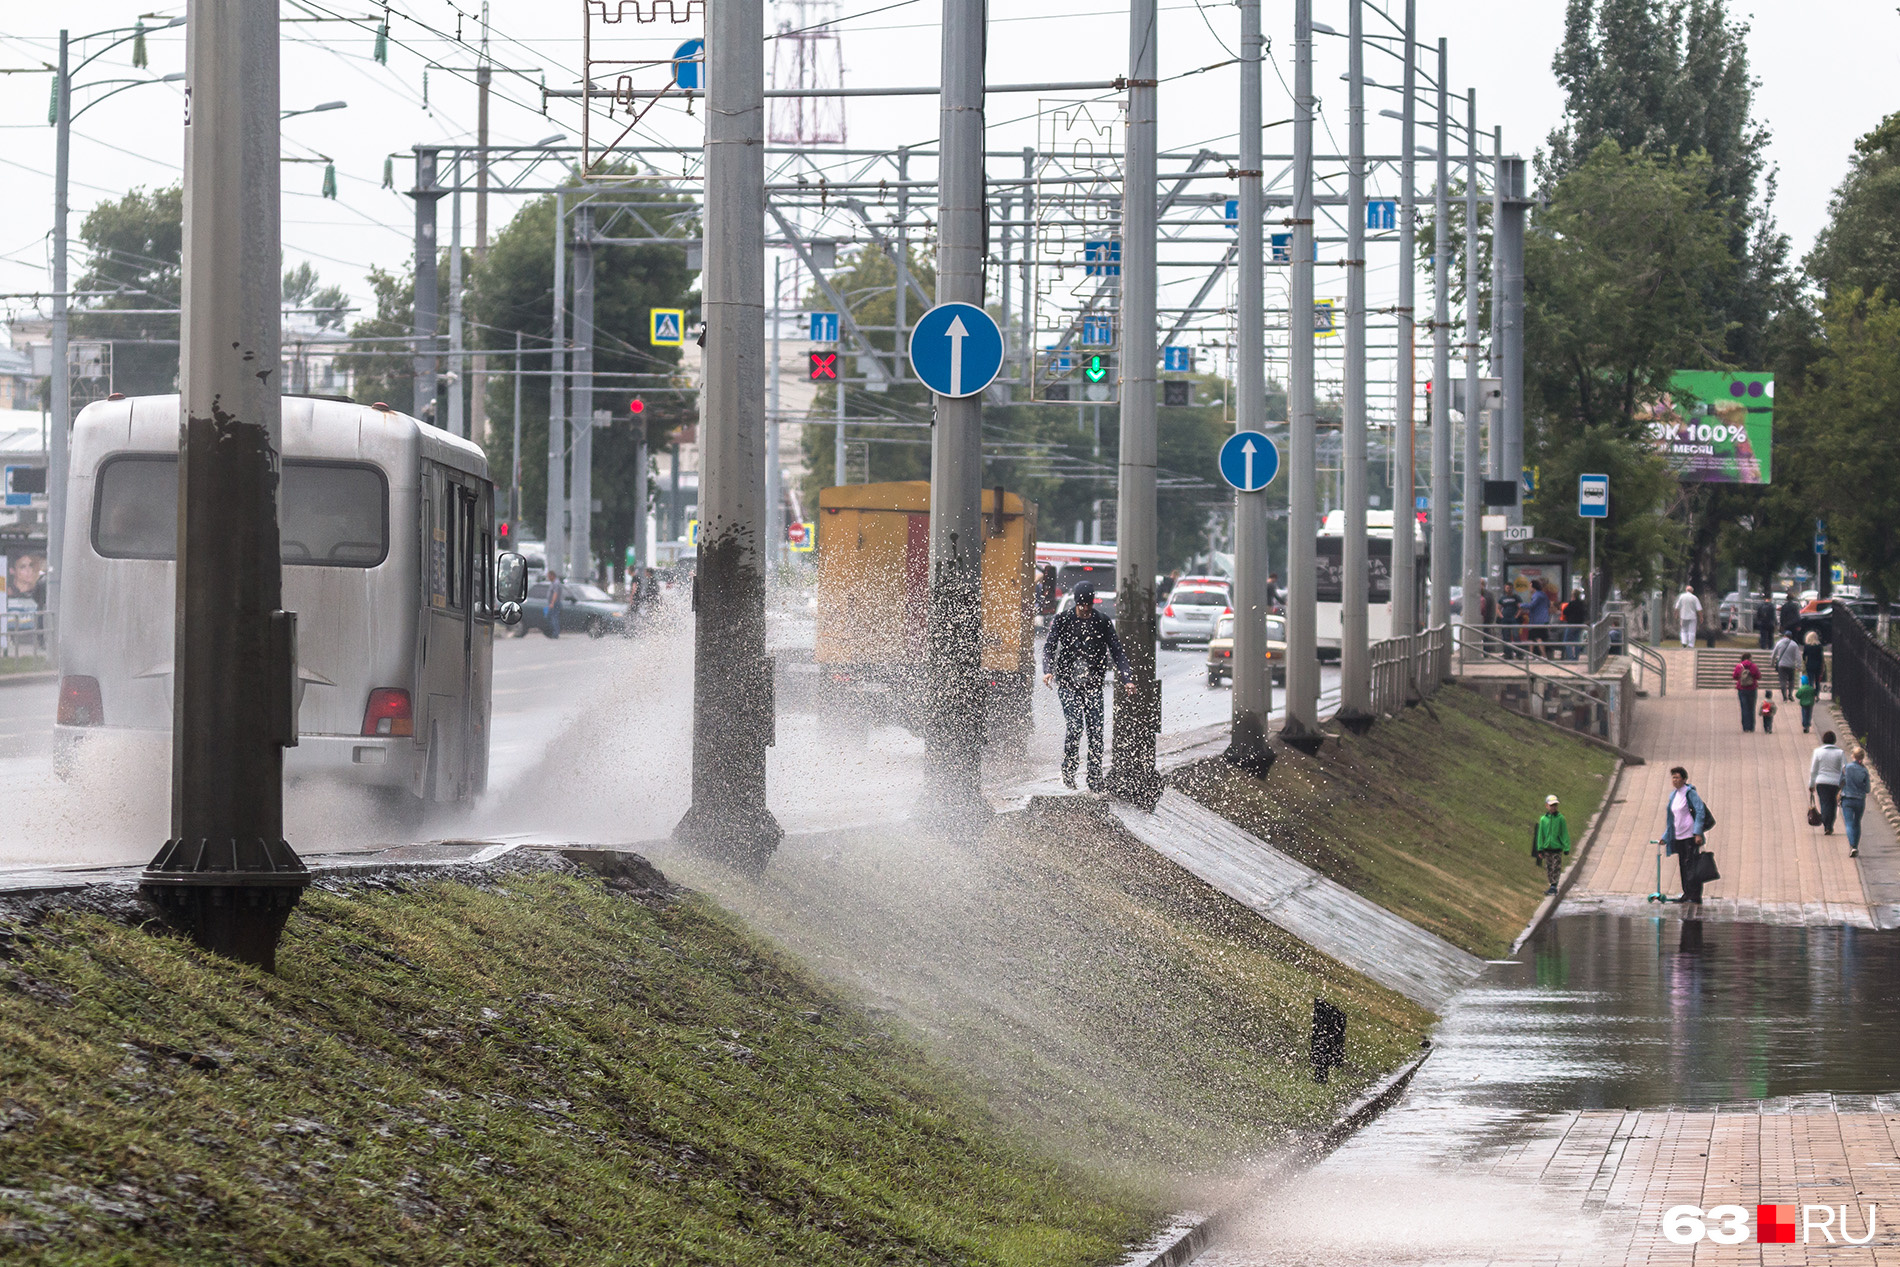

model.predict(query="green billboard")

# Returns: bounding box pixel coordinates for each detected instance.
[1643,370,1772,483]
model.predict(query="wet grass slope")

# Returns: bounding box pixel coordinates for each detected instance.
[0,862,1158,1265]
[1176,684,1618,959]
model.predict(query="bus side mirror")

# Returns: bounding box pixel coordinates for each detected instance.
[497,552,528,604]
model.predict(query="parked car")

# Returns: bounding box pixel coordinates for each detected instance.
[1158,585,1231,648]
[1789,597,1883,646]
[517,579,629,638]
[1206,613,1288,687]
[1056,591,1118,622]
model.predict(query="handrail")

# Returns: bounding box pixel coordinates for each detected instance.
[1368,623,1451,716]
[1457,623,1612,690]
[1623,638,1667,696]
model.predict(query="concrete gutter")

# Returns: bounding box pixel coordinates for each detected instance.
[1510,756,1627,955]
[1118,1046,1433,1267]
[0,670,56,689]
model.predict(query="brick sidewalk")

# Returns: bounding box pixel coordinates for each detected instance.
[1568,648,1877,924]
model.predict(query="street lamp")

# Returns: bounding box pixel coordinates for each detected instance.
[46,18,187,660]
[281,99,346,119]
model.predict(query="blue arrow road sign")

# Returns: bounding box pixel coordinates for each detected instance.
[1219,431,1280,493]
[1368,199,1396,230]
[1162,346,1192,372]
[1081,314,1113,346]
[1578,473,1609,519]
[908,302,1004,399]
[809,311,839,342]
[673,38,704,90]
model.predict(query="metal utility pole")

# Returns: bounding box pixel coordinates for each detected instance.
[1337,0,1371,726]
[1461,90,1482,627]
[1282,0,1320,749]
[546,191,567,577]
[446,159,464,438]
[1390,0,1417,642]
[1488,126,1504,584]
[470,9,492,446]
[1498,154,1527,543]
[767,257,784,575]
[141,0,307,970]
[1223,0,1273,777]
[569,204,595,582]
[1110,0,1162,803]
[510,330,523,521]
[921,0,990,819]
[674,0,781,867]
[47,30,71,655]
[1428,39,1451,631]
[410,147,443,421]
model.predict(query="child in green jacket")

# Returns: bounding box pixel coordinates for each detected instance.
[1796,675,1819,734]
[1533,794,1572,895]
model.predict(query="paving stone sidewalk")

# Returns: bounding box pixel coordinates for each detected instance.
[1568,648,1892,925]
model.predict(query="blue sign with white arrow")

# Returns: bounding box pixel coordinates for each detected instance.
[673,39,704,90]
[908,302,1004,399]
[809,311,839,342]
[1218,431,1280,493]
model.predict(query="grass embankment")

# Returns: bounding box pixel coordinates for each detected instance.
[0,860,1158,1265]
[0,654,48,675]
[661,808,1434,1178]
[1175,684,1618,959]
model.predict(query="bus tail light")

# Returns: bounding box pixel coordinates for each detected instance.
[57,675,103,726]
[361,688,413,737]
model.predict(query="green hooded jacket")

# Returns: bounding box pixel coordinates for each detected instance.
[1533,811,1571,855]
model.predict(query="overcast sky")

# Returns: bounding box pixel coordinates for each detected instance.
[0,1,1891,341]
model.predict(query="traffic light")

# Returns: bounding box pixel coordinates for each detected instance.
[628,398,645,415]
[1163,380,1190,407]
[809,350,839,381]
[1083,353,1109,384]
[498,519,513,544]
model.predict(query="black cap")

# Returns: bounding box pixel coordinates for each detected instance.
[1073,582,1096,605]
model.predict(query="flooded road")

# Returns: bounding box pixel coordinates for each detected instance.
[1205,911,1900,1265]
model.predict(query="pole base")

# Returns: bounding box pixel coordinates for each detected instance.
[140,837,311,971]
[1334,708,1377,736]
[1221,714,1277,779]
[911,786,994,839]
[1104,762,1164,812]
[673,800,783,876]
[1278,725,1327,757]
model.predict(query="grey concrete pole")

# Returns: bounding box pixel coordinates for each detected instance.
[546,191,567,576]
[922,0,990,819]
[1498,155,1527,541]
[447,158,464,438]
[47,30,70,657]
[1461,90,1482,628]
[471,62,491,447]
[896,146,910,382]
[1223,0,1273,777]
[1389,0,1416,640]
[1282,0,1320,748]
[674,0,781,866]
[1488,126,1504,584]
[569,204,595,582]
[1110,0,1162,803]
[1337,0,1371,725]
[411,147,441,421]
[1020,147,1035,389]
[1428,39,1451,631]
[767,255,783,575]
[511,329,523,521]
[141,0,307,970]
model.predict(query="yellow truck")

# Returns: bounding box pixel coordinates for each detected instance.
[814,480,1037,741]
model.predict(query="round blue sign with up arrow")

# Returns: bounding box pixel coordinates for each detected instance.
[1218,431,1280,492]
[908,302,1004,399]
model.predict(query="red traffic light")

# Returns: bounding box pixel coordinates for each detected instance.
[809,350,839,381]
[629,398,645,414]
[498,520,512,540]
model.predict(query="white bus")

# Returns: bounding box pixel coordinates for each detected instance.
[56,394,510,810]
[1315,508,1430,659]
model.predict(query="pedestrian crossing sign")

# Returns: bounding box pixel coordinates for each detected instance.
[650,308,685,347]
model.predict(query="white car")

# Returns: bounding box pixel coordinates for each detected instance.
[1158,585,1231,647]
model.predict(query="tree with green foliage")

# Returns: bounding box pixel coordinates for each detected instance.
[71,185,181,400]
[337,265,416,412]
[1523,141,1735,596]
[467,186,697,572]
[1806,111,1900,301]
[1779,288,1900,629]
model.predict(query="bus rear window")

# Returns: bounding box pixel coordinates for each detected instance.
[92,456,389,567]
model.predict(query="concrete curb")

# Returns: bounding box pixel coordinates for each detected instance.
[1118,1047,1433,1267]
[1511,756,1627,955]
[0,670,55,689]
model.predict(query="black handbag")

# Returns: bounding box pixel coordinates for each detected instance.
[1692,850,1721,884]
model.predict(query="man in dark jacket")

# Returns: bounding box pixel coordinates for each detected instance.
[1752,597,1776,649]
[1041,583,1135,790]
[1780,596,1801,635]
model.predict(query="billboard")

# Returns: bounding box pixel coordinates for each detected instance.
[1643,370,1772,483]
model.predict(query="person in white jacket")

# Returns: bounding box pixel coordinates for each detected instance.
[1675,585,1703,648]
[1810,732,1846,836]
[1771,631,1801,700]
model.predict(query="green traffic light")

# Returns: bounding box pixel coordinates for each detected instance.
[1084,355,1107,384]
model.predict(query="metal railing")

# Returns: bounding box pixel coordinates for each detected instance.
[1459,620,1595,664]
[1369,623,1451,717]
[1832,603,1899,802]
[1456,622,1618,741]
[0,609,51,659]
[1623,638,1667,695]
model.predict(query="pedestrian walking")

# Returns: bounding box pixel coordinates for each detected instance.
[1532,794,1572,895]
[1772,631,1801,700]
[1477,581,1496,628]
[1796,674,1819,733]
[1675,584,1703,648]
[1157,569,1181,604]
[1663,765,1712,904]
[1733,652,1762,732]
[1760,693,1776,734]
[1266,572,1285,613]
[1803,630,1828,692]
[1563,587,1588,661]
[1041,582,1135,791]
[1780,595,1801,635]
[543,573,565,640]
[1753,596,1776,649]
[1526,580,1552,658]
[1498,587,1522,659]
[1810,731,1846,836]
[1841,746,1871,859]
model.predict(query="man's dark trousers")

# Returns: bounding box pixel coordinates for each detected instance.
[1058,682,1105,789]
